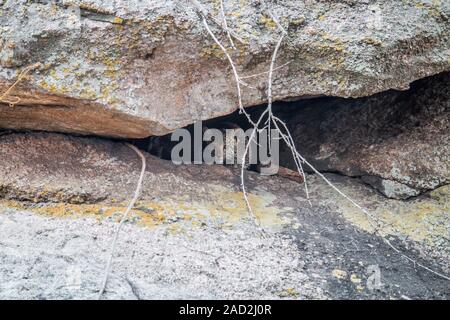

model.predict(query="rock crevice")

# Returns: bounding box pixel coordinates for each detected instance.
[279,73,450,200]
[1,0,449,137]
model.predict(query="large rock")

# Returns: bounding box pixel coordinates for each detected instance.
[0,132,448,299]
[279,73,450,199]
[0,0,449,138]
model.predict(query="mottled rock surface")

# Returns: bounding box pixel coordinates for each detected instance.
[0,132,448,299]
[1,0,449,137]
[279,73,450,199]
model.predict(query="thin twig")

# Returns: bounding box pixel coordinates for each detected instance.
[241,108,269,222]
[200,12,256,127]
[219,0,236,49]
[97,143,147,299]
[191,0,245,44]
[272,116,311,205]
[267,24,286,151]
[272,116,450,280]
[240,7,289,216]
[0,63,41,107]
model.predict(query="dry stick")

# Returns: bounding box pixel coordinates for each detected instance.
[0,63,41,107]
[256,6,448,280]
[194,2,299,232]
[240,31,286,220]
[292,141,449,279]
[240,60,293,80]
[241,7,311,213]
[271,116,450,281]
[273,118,311,205]
[266,24,286,157]
[265,7,312,206]
[239,18,311,239]
[200,13,257,127]
[219,0,236,50]
[191,0,245,44]
[97,143,147,299]
[197,1,449,281]
[272,115,381,231]
[240,108,269,223]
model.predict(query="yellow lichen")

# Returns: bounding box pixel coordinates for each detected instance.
[336,195,449,245]
[290,17,306,27]
[332,269,348,280]
[78,3,112,15]
[112,17,124,25]
[362,37,382,46]
[259,15,276,29]
[200,44,227,59]
[414,0,444,18]
[350,274,362,284]
[279,287,299,298]
[0,186,286,232]
[429,185,450,204]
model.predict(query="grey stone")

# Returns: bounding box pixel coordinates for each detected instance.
[0,132,448,299]
[279,73,450,199]
[0,0,449,137]
[361,176,421,200]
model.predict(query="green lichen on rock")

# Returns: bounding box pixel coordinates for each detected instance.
[0,0,449,138]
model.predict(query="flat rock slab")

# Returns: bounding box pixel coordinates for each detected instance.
[0,133,448,299]
[1,0,449,137]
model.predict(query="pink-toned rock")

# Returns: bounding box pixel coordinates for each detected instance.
[1,1,449,138]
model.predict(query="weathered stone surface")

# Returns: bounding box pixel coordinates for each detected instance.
[0,132,448,299]
[1,0,449,137]
[279,73,450,199]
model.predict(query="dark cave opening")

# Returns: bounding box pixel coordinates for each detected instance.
[133,72,447,163]
[0,72,447,201]
[127,72,449,200]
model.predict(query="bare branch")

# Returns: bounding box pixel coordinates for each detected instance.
[98,143,147,299]
[194,0,450,282]
[219,0,236,49]
[199,11,257,127]
[0,62,41,107]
